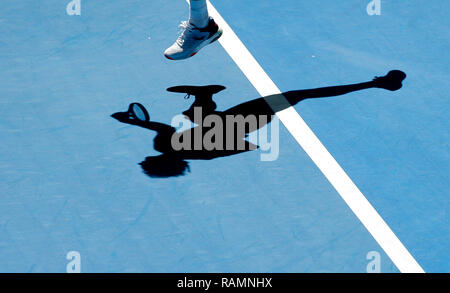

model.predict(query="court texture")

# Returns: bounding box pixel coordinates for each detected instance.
[0,0,448,273]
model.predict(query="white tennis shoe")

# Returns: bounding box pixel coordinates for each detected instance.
[164,17,223,60]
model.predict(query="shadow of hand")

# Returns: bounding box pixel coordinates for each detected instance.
[111,112,132,123]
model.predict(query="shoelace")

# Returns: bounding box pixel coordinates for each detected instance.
[176,21,196,47]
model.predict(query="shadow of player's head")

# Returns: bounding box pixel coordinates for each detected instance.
[139,154,190,178]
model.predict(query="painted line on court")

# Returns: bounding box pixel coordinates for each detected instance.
[204,0,425,273]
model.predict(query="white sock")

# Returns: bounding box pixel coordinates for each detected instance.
[189,0,209,28]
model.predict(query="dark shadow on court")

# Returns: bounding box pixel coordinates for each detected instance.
[111,70,406,178]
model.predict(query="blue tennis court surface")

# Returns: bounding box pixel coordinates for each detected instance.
[0,0,448,272]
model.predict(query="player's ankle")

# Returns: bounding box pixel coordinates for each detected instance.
[189,18,209,28]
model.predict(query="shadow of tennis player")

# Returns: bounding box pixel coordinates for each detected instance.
[111,70,406,178]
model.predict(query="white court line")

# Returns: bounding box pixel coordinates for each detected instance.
[202,0,425,273]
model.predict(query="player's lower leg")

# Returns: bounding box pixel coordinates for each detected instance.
[189,0,209,28]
